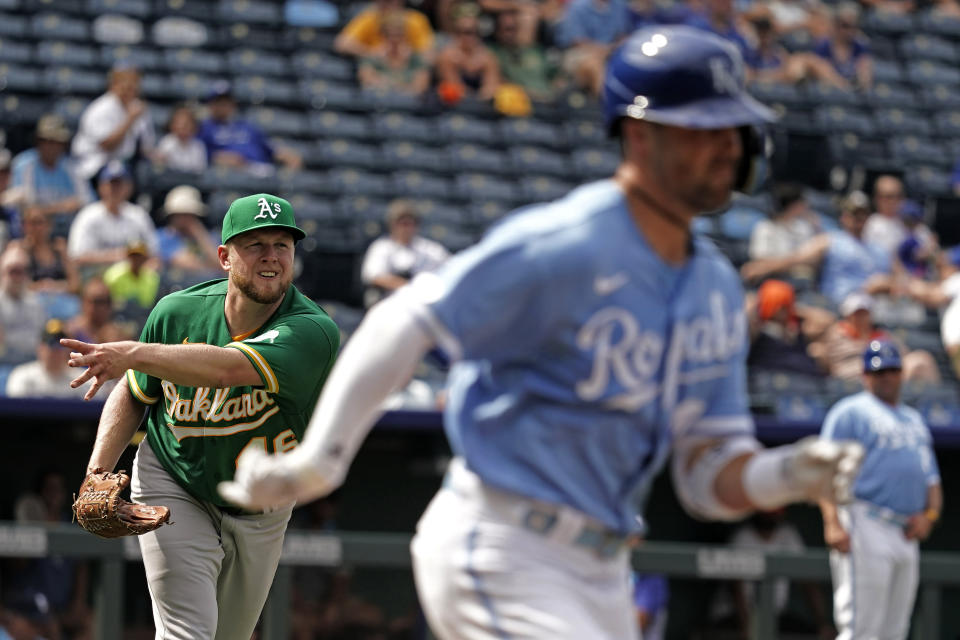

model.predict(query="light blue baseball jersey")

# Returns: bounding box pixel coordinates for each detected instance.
[408,180,753,534]
[820,230,890,306]
[821,390,939,515]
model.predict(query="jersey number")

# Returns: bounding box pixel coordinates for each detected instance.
[235,429,298,469]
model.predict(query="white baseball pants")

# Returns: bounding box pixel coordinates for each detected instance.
[411,459,638,640]
[131,438,293,640]
[830,501,919,640]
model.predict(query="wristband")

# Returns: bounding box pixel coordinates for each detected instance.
[925,508,940,523]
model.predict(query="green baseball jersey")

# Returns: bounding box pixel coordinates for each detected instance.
[126,279,339,506]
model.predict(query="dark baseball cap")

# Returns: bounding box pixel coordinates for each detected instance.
[41,318,68,346]
[5,590,53,625]
[205,79,233,102]
[98,160,130,183]
[221,193,305,244]
[863,339,902,373]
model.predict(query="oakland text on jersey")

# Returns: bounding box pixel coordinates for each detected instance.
[160,380,279,440]
[575,291,746,411]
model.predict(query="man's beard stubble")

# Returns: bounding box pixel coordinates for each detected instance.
[230,269,289,305]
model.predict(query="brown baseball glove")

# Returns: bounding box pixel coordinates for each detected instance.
[73,469,171,538]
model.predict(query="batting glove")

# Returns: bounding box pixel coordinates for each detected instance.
[218,448,334,511]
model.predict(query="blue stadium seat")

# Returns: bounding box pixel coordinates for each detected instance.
[163,47,224,74]
[310,110,371,140]
[26,0,86,12]
[908,60,960,86]
[0,65,41,93]
[337,194,388,230]
[287,26,337,52]
[227,48,289,77]
[571,148,619,180]
[780,29,815,52]
[905,166,954,197]
[498,118,566,150]
[327,168,392,196]
[374,113,437,143]
[409,199,464,226]
[873,108,931,136]
[467,200,513,227]
[203,165,278,193]
[0,13,27,38]
[1,94,49,126]
[935,110,960,137]
[154,0,217,21]
[0,39,32,64]
[829,134,890,171]
[455,173,519,203]
[276,168,330,195]
[803,188,840,219]
[101,44,163,70]
[814,106,876,137]
[0,0,18,9]
[890,136,951,169]
[901,33,958,64]
[922,83,960,110]
[449,143,510,175]
[358,88,425,113]
[36,41,99,68]
[749,82,809,110]
[718,205,766,240]
[316,138,381,170]
[775,394,827,424]
[0,364,15,397]
[919,400,960,428]
[438,114,500,145]
[218,0,281,25]
[52,96,88,128]
[31,12,90,41]
[392,171,453,200]
[381,141,451,174]
[870,59,904,84]
[232,76,298,105]
[865,82,918,109]
[139,73,170,99]
[88,0,151,18]
[299,78,359,110]
[44,67,106,95]
[862,9,915,35]
[564,119,608,147]
[917,9,960,38]
[806,83,864,107]
[167,72,216,100]
[285,193,341,224]
[290,51,352,81]
[518,176,574,204]
[246,106,307,137]
[509,146,571,178]
[207,189,245,223]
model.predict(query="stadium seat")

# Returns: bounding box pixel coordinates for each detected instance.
[0,364,15,397]
[276,168,330,195]
[408,199,463,226]
[218,0,281,25]
[806,83,864,107]
[154,0,217,21]
[0,0,17,9]
[25,0,86,12]
[862,9,915,35]
[166,72,217,100]
[88,0,152,18]
[571,148,619,180]
[139,73,171,100]
[498,118,566,150]
[917,8,960,38]
[246,106,307,137]
[204,165,278,193]
[509,146,571,178]
[0,13,27,38]
[908,60,960,86]
[232,76,298,106]
[919,399,960,428]
[0,39,32,64]
[51,96,88,127]
[775,394,827,424]
[923,83,960,110]
[438,114,500,145]
[870,59,905,84]
[0,94,51,126]
[36,41,100,68]
[337,194,389,230]
[92,14,145,46]
[286,26,337,52]
[310,110,371,141]
[31,12,90,41]
[152,16,210,47]
[905,166,954,197]
[454,173,519,204]
[814,106,876,137]
[284,193,340,225]
[518,176,574,204]
[290,51,352,82]
[43,67,105,95]
[873,108,932,137]
[163,47,224,74]
[358,88,426,113]
[315,138,381,170]
[374,112,437,144]
[101,44,163,70]
[218,22,285,51]
[718,205,766,240]
[901,33,958,64]
[449,143,510,175]
[865,82,918,109]
[564,119,608,147]
[467,199,513,227]
[935,110,960,137]
[749,82,809,110]
[207,189,246,223]
[326,168,392,197]
[780,29,815,52]
[392,171,453,200]
[227,48,290,77]
[422,222,475,252]
[827,133,890,171]
[890,136,951,170]
[803,188,840,219]
[299,78,359,110]
[380,141,450,174]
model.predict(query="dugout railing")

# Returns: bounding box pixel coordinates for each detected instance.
[0,523,956,640]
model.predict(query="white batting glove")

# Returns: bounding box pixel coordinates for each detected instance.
[217,448,335,511]
[744,436,865,510]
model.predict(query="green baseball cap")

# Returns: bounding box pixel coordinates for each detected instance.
[221,193,306,244]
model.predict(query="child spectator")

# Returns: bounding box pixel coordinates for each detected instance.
[154,104,207,174]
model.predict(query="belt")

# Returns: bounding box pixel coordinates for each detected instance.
[219,504,264,517]
[442,459,629,560]
[865,504,910,528]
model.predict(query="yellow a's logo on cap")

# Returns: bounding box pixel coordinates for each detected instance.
[254,196,281,220]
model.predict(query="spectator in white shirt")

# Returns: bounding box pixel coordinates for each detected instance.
[153,104,207,174]
[863,174,907,257]
[71,66,156,181]
[749,183,821,283]
[6,319,90,399]
[67,161,158,269]
[361,199,450,308]
[903,246,960,379]
[0,245,47,364]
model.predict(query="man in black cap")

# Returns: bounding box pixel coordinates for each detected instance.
[0,590,52,640]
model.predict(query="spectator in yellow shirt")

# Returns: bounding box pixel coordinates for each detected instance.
[103,241,159,310]
[334,0,435,59]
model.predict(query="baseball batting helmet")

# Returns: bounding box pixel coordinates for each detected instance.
[863,340,903,373]
[603,26,776,192]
